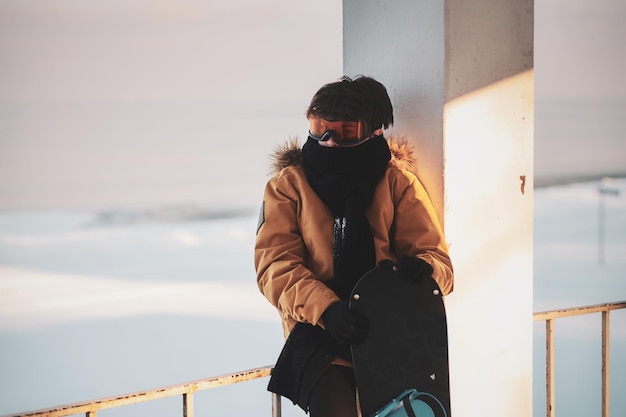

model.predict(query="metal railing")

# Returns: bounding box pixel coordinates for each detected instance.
[1,366,280,417]
[4,300,625,417]
[533,300,626,417]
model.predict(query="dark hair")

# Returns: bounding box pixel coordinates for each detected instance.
[306,75,394,131]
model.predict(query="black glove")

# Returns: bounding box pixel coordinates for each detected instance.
[397,255,433,283]
[322,301,368,345]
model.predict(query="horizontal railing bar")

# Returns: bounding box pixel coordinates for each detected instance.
[3,366,273,417]
[533,301,626,322]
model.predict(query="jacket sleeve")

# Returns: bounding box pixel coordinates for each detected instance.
[393,171,454,295]
[254,173,340,327]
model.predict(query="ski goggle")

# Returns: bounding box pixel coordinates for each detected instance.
[308,117,377,147]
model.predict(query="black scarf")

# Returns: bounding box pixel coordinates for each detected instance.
[302,135,391,300]
[267,136,392,409]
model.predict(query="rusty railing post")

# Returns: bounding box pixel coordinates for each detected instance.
[602,310,610,417]
[546,318,555,417]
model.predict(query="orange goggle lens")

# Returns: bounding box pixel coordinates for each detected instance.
[308,117,371,146]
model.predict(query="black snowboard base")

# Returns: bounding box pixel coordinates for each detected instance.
[349,262,450,417]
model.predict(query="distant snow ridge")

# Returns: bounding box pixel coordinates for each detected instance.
[90,205,257,226]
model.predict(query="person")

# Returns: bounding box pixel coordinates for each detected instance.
[254,75,454,417]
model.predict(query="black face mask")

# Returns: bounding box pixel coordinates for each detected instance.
[301,135,391,215]
[302,135,391,300]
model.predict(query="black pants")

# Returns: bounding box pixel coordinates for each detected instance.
[308,365,359,417]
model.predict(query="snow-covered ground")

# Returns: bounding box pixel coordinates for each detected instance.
[1,179,625,417]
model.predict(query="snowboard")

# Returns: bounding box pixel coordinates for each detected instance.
[349,262,450,417]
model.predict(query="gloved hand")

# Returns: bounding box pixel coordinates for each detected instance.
[397,255,433,283]
[322,301,368,345]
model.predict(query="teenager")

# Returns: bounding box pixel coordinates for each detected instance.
[255,75,454,416]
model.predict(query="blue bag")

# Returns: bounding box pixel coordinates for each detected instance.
[372,389,448,417]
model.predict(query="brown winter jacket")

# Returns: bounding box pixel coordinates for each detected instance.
[255,138,454,338]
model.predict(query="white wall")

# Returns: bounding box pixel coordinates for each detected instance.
[344,1,534,415]
[344,0,446,218]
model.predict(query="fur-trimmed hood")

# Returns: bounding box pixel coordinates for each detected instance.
[269,137,418,176]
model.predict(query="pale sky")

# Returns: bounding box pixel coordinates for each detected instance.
[0,0,343,210]
[0,0,624,210]
[535,0,626,100]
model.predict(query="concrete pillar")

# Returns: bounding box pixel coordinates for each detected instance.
[344,1,534,416]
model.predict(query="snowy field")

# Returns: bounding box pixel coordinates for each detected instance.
[1,178,625,417]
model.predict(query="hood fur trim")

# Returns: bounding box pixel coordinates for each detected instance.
[270,137,418,176]
[270,137,304,174]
